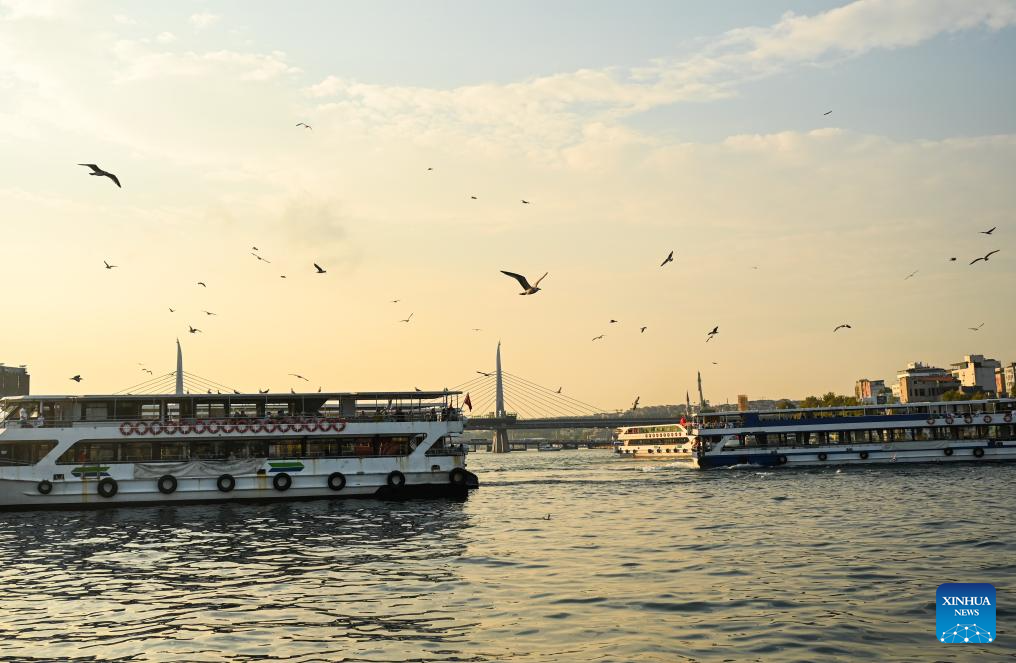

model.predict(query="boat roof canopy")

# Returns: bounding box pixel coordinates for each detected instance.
[699,397,1016,418]
[1,390,459,404]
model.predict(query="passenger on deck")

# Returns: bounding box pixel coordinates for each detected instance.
[18,407,27,426]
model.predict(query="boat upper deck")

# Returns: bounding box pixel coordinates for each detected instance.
[694,398,1016,432]
[1,390,463,429]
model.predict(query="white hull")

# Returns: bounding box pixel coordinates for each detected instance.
[695,440,1014,469]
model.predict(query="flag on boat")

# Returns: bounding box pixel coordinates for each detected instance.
[463,393,472,411]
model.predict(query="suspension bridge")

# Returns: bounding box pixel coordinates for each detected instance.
[452,342,691,452]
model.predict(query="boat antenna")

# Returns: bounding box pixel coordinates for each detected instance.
[175,339,184,396]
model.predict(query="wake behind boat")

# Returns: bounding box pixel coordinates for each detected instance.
[0,389,477,509]
[615,399,1016,469]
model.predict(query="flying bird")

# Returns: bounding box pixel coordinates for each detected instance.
[188,326,201,334]
[251,252,271,263]
[521,199,530,204]
[592,335,604,341]
[970,250,1000,265]
[142,368,153,374]
[472,328,482,332]
[823,110,832,115]
[660,251,674,267]
[556,387,562,394]
[501,270,547,295]
[77,163,121,188]
[280,275,286,279]
[197,282,207,287]
[477,371,493,377]
[631,396,640,411]
[981,226,996,235]
[69,375,82,382]
[289,373,310,381]
[640,326,647,333]
[252,246,259,251]
[968,323,984,331]
[427,167,433,171]
[103,260,117,270]
[833,324,852,332]
[313,263,326,274]
[401,313,414,323]
[168,307,175,313]
[949,257,957,262]
[609,319,619,324]
[415,387,422,392]
[258,388,269,394]
[203,310,216,316]
[904,270,918,280]
[391,299,401,303]
[705,326,719,342]
[470,196,477,200]
[296,123,312,130]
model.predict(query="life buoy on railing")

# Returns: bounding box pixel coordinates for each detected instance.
[193,422,208,435]
[235,421,249,434]
[318,420,334,433]
[1005,413,1013,423]
[221,422,235,434]
[327,472,346,491]
[249,422,263,434]
[157,475,177,495]
[963,414,973,424]
[97,477,118,498]
[37,480,52,495]
[163,421,178,435]
[330,419,346,432]
[277,421,290,433]
[119,422,134,436]
[206,421,221,434]
[263,422,278,434]
[149,421,164,436]
[944,448,954,456]
[926,417,936,425]
[180,423,193,435]
[305,419,320,433]
[973,447,985,458]
[135,421,150,436]
[983,415,992,424]
[945,415,955,424]
[818,452,828,461]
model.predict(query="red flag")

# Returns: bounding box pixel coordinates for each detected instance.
[463,393,473,411]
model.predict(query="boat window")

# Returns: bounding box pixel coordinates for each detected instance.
[0,440,57,466]
[959,426,979,440]
[914,428,932,441]
[85,403,109,421]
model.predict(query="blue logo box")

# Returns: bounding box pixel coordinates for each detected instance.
[937,583,995,644]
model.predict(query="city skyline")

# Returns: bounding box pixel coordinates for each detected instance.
[1,0,1014,408]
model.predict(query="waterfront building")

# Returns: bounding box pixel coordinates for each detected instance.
[737,395,749,411]
[896,362,960,403]
[0,365,29,397]
[950,355,1001,396]
[854,378,886,404]
[1004,364,1016,399]
[997,368,1007,398]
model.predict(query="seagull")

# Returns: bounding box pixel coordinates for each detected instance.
[313,263,327,274]
[188,326,201,334]
[824,110,832,115]
[142,368,153,374]
[501,270,547,295]
[69,375,82,382]
[401,313,414,323]
[203,310,216,316]
[631,396,640,411]
[252,246,259,251]
[415,387,422,392]
[197,282,207,287]
[290,388,296,394]
[296,122,312,130]
[706,326,719,342]
[470,196,477,200]
[640,326,647,333]
[833,324,852,332]
[592,335,604,341]
[472,328,482,332]
[609,319,619,324]
[103,260,117,270]
[289,373,310,381]
[949,257,957,262]
[542,514,551,521]
[427,167,433,171]
[556,387,562,394]
[251,252,271,263]
[521,199,530,204]
[168,307,175,313]
[904,270,918,280]
[258,388,269,394]
[233,390,240,395]
[981,226,996,235]
[391,299,401,303]
[280,275,286,279]
[970,250,1000,265]
[77,163,121,188]
[660,250,674,267]
[477,371,493,377]
[968,323,984,331]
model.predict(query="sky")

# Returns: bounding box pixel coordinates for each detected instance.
[1,0,1014,411]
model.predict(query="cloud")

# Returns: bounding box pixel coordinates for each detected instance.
[111,40,300,82]
[112,14,135,26]
[155,31,175,44]
[189,12,219,30]
[0,0,72,20]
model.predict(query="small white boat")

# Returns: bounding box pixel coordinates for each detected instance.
[537,442,564,452]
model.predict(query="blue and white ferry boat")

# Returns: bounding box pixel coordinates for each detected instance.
[688,398,1016,469]
[0,389,477,509]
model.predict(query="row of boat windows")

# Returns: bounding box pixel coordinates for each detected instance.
[622,426,684,435]
[0,441,57,466]
[622,437,690,445]
[714,426,1016,447]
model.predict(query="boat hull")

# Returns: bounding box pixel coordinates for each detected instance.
[695,440,1014,469]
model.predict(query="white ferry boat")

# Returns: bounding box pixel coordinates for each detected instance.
[609,398,1016,465]
[689,399,1016,469]
[613,423,696,459]
[0,390,478,509]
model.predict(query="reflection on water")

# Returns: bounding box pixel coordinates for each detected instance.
[0,451,1013,661]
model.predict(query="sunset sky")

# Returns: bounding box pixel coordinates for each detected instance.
[1,0,1014,411]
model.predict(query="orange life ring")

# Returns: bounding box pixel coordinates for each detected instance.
[149,421,164,436]
[963,414,973,424]
[135,421,150,436]
[119,422,134,436]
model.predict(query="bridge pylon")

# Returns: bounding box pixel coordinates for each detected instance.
[491,341,510,453]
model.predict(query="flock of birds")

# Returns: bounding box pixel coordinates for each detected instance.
[71,113,1003,401]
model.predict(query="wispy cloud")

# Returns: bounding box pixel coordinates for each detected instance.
[189,12,220,30]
